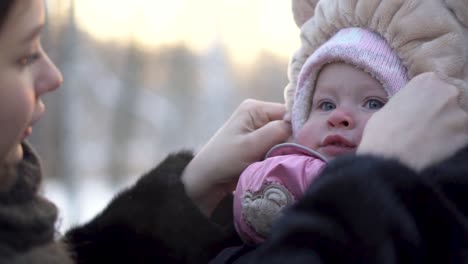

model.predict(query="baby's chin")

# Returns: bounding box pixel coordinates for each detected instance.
[318,147,357,160]
[3,143,24,165]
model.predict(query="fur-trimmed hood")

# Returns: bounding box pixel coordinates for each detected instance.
[284,0,468,114]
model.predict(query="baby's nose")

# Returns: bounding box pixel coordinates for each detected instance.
[327,109,355,129]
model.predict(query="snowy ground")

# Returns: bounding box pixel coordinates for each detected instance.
[44,178,125,233]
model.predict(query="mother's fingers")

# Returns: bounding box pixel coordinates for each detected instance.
[236,99,287,130]
[392,72,459,103]
[358,72,468,171]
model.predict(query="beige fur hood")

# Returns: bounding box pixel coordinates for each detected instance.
[285,0,468,113]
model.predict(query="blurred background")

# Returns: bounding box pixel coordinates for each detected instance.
[34,0,299,232]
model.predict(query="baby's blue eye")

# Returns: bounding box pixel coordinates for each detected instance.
[365,99,385,110]
[319,101,336,111]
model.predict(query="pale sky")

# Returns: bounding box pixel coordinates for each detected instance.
[68,0,300,65]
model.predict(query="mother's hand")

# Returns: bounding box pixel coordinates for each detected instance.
[182,99,291,216]
[358,72,468,171]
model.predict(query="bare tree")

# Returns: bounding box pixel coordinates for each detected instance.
[107,42,144,183]
[159,45,199,149]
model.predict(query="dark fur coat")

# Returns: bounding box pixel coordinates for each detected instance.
[4,142,468,264]
[0,144,238,264]
[64,151,238,264]
[0,144,73,264]
[212,145,468,263]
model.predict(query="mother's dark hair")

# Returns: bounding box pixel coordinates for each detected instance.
[0,0,15,30]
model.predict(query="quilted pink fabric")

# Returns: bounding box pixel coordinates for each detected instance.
[233,143,327,244]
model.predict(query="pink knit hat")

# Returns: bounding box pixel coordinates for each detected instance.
[291,27,409,136]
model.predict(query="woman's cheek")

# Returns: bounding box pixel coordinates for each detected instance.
[0,123,23,164]
[3,144,23,164]
[0,91,35,164]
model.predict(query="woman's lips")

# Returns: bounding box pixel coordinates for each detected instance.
[22,126,32,139]
[23,102,45,140]
[319,135,356,157]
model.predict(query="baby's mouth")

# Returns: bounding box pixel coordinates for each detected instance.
[321,135,356,148]
[319,135,356,157]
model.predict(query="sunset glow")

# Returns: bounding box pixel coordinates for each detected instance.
[73,0,300,65]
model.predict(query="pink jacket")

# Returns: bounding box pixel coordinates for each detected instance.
[233,143,327,244]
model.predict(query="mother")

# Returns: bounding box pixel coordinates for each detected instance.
[0,1,291,263]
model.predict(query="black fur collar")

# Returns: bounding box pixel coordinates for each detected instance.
[0,143,73,263]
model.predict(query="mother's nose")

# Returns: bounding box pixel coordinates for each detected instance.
[35,52,63,97]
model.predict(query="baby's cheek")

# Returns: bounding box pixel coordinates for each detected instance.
[295,128,319,149]
[357,114,374,144]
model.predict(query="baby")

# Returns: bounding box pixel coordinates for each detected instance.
[233,27,409,244]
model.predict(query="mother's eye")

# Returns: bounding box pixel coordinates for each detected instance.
[18,52,41,67]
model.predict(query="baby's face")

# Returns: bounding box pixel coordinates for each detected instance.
[296,63,387,160]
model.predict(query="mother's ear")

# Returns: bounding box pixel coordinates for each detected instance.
[444,0,468,27]
[292,0,319,27]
